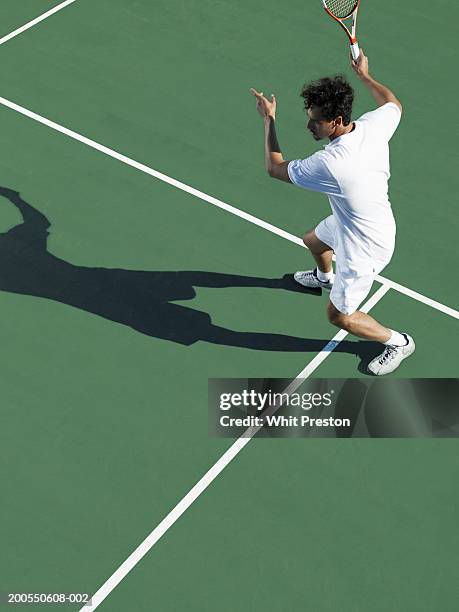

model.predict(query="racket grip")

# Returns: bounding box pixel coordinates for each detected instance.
[350,42,360,61]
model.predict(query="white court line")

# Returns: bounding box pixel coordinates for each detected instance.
[81,283,390,611]
[0,95,457,321]
[374,274,458,319]
[0,0,77,47]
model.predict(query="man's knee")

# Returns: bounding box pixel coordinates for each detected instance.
[327,301,350,328]
[303,229,332,255]
[302,229,316,250]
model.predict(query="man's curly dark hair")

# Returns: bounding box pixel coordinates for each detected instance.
[300,76,354,125]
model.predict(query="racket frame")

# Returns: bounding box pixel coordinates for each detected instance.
[322,0,361,60]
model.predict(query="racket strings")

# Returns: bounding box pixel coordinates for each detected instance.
[324,0,358,19]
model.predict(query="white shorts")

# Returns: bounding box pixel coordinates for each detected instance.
[315,215,393,315]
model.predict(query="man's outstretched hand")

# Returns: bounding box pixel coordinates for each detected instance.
[250,88,276,120]
[350,48,370,80]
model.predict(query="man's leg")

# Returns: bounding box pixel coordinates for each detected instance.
[302,229,333,273]
[327,300,415,375]
[294,229,335,290]
[327,301,391,342]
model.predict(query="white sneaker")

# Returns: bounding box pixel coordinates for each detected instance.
[294,268,333,291]
[367,334,416,375]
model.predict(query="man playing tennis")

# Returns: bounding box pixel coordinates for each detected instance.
[250,50,415,375]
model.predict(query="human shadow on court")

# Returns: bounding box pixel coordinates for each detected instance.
[0,187,381,362]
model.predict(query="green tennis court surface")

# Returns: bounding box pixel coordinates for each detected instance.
[0,1,457,610]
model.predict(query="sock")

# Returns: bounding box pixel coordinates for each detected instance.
[316,267,334,283]
[384,330,408,347]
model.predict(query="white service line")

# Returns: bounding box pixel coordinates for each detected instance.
[0,0,77,47]
[0,95,457,321]
[81,282,390,611]
[374,274,458,320]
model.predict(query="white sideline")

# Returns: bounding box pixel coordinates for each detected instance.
[0,0,78,47]
[80,283,390,611]
[0,95,457,321]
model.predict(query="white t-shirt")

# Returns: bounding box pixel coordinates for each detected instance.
[287,102,402,274]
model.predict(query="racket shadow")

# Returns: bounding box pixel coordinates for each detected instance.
[0,187,376,362]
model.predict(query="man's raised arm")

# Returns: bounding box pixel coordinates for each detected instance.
[351,49,403,113]
[250,88,292,183]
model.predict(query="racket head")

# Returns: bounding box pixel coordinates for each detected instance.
[322,0,359,20]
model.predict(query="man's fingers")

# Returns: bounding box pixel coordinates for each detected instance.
[250,87,264,98]
[357,48,366,63]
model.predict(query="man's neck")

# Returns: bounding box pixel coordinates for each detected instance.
[329,121,355,142]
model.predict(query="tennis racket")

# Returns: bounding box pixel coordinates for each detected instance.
[322,0,361,61]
